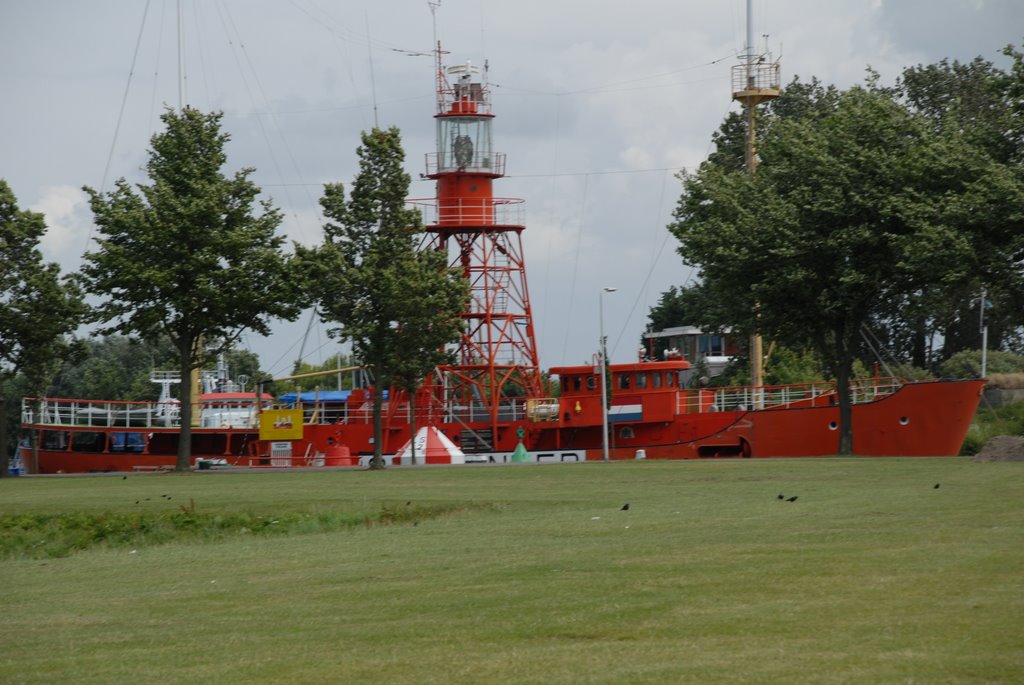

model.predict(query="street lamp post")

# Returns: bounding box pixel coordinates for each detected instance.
[600,287,617,462]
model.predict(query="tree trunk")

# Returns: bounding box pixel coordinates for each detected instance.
[176,341,194,472]
[0,394,7,479]
[369,382,385,470]
[408,388,417,466]
[835,354,854,456]
[911,316,928,370]
[30,424,39,475]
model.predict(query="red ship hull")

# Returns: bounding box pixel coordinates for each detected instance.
[19,370,984,473]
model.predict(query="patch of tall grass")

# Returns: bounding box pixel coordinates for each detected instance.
[0,501,484,560]
[961,400,1024,455]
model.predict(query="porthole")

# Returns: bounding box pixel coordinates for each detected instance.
[899,416,909,426]
[828,421,838,431]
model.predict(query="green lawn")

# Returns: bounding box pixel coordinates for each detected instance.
[1,459,1022,684]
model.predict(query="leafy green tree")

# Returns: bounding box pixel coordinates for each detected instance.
[297,127,468,469]
[48,335,177,401]
[671,85,1021,454]
[81,107,303,471]
[0,180,85,474]
[939,349,1024,379]
[893,50,1024,360]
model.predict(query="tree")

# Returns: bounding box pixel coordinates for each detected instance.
[297,127,468,469]
[893,51,1024,360]
[0,180,85,474]
[48,335,177,402]
[670,85,1022,454]
[81,107,302,471]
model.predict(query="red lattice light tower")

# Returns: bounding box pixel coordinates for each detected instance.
[410,47,543,436]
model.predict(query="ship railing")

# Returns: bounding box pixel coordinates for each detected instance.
[284,396,532,426]
[19,397,272,430]
[408,197,525,227]
[676,377,903,414]
[22,397,184,429]
[442,398,529,423]
[425,151,506,176]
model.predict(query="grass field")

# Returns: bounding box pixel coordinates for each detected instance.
[1,459,1022,684]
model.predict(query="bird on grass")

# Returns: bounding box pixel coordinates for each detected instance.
[777,494,784,500]
[934,483,941,489]
[620,503,630,511]
[786,496,798,502]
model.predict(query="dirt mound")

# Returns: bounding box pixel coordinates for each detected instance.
[972,435,1024,462]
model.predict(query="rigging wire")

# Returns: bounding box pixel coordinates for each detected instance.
[190,1,213,108]
[559,173,590,364]
[860,324,900,377]
[145,2,167,142]
[607,97,735,357]
[99,0,152,194]
[89,0,153,258]
[540,93,562,354]
[214,0,318,244]
[609,169,676,359]
[259,164,695,188]
[365,10,379,128]
[286,0,408,52]
[491,52,735,97]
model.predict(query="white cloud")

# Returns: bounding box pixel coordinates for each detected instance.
[30,186,92,274]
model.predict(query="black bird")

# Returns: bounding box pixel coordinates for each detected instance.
[934,483,940,489]
[777,494,784,500]
[786,496,798,502]
[122,475,127,480]
[620,503,630,511]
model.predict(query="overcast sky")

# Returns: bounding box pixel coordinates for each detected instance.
[2,0,1021,379]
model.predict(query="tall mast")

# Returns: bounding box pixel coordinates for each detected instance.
[731,2,780,392]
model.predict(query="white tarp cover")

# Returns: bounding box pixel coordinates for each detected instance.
[393,426,466,465]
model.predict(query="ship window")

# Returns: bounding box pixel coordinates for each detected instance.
[71,431,105,454]
[618,374,631,390]
[561,376,568,393]
[666,373,675,388]
[636,373,648,389]
[652,373,662,389]
[573,376,582,392]
[110,432,144,453]
[41,430,69,450]
[619,426,635,440]
[586,376,596,390]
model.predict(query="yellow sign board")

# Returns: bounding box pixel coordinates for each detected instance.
[259,409,304,441]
